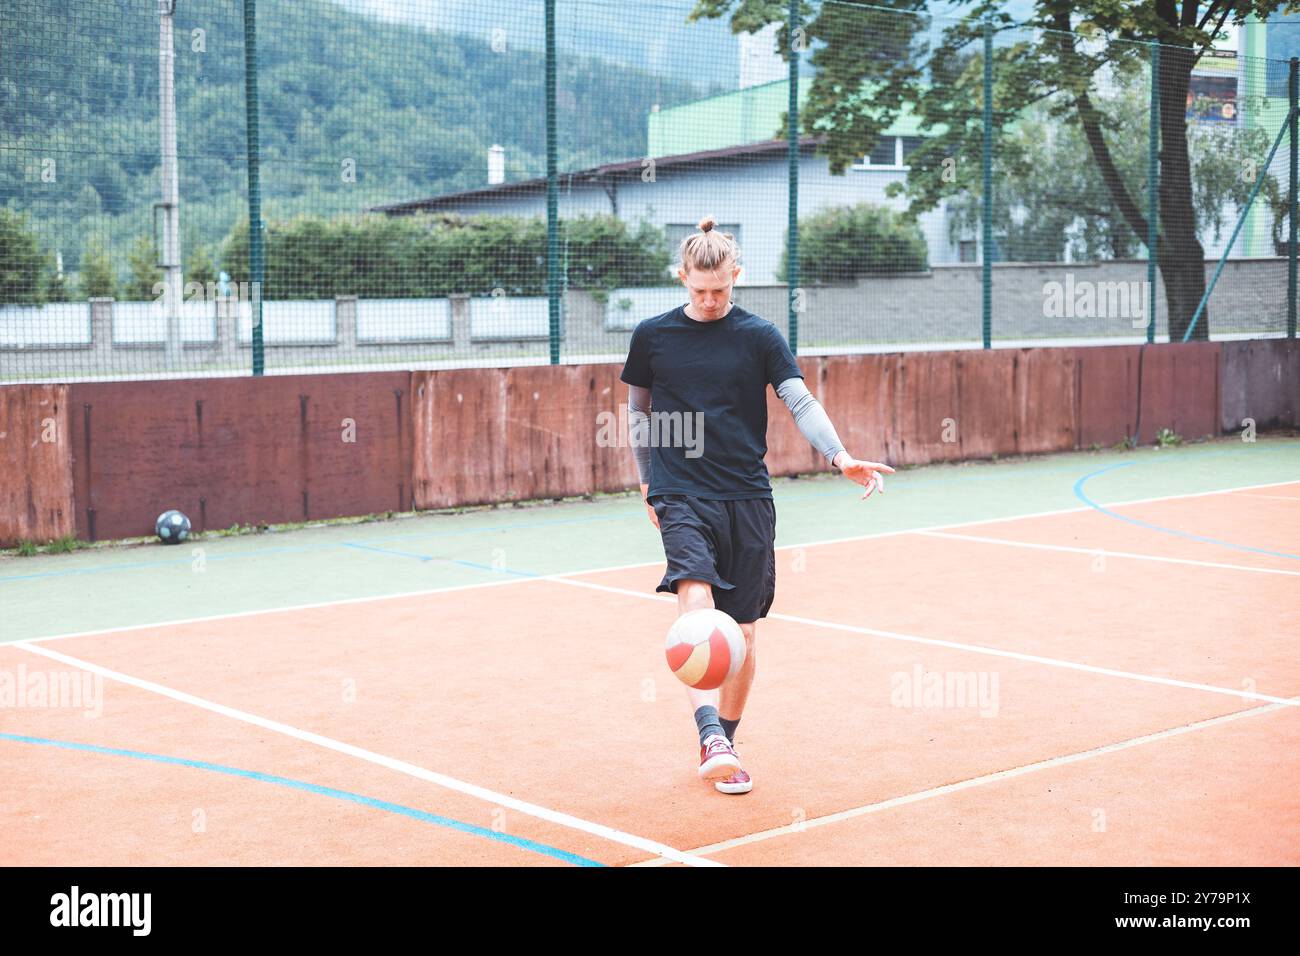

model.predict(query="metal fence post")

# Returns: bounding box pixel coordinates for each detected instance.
[545,0,560,364]
[982,16,993,349]
[1147,41,1159,345]
[242,0,265,375]
[1289,57,1297,339]
[787,0,801,355]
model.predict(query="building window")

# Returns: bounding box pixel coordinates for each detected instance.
[958,240,977,263]
[853,135,925,168]
[868,136,897,166]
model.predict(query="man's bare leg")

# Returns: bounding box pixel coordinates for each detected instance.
[719,622,756,737]
[674,581,756,729]
[674,580,721,714]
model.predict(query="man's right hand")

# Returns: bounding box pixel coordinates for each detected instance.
[641,483,659,529]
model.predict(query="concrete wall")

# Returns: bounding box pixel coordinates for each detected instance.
[2,257,1291,384]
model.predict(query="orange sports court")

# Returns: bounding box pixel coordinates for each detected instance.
[4,438,1297,868]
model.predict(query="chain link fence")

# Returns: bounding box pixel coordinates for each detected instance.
[2,0,1296,382]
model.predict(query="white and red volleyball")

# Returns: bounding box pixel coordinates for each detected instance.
[664,608,747,690]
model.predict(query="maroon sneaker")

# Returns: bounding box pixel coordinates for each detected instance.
[715,767,753,795]
[698,733,741,780]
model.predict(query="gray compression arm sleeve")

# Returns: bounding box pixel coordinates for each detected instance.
[627,384,652,485]
[776,377,847,466]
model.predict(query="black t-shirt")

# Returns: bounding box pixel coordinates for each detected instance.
[619,302,803,500]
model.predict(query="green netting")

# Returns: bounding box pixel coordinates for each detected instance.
[1,0,1296,383]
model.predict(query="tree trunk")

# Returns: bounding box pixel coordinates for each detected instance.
[1157,43,1209,341]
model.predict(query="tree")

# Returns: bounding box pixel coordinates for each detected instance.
[184,241,217,289]
[0,208,50,305]
[125,235,161,300]
[1262,173,1294,255]
[74,183,103,220]
[944,84,1281,262]
[46,261,73,302]
[80,243,117,299]
[688,0,1299,340]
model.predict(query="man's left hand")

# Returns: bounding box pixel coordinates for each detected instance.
[833,452,895,499]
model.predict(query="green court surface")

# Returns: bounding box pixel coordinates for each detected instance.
[3,434,1297,642]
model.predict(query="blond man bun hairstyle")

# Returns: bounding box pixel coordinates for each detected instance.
[678,214,741,274]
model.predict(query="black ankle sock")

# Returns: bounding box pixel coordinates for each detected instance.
[720,717,740,744]
[693,705,725,746]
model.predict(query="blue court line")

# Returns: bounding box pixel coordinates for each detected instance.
[341,541,438,561]
[0,731,603,867]
[3,441,1296,584]
[355,511,621,547]
[447,559,539,577]
[1072,462,1300,562]
[0,515,622,583]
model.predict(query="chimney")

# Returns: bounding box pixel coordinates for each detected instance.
[488,144,505,185]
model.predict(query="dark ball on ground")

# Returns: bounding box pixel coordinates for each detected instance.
[155,509,191,544]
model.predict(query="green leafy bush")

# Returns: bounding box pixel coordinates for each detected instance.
[220,213,669,298]
[778,202,928,284]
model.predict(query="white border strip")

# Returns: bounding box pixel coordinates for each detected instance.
[11,641,722,868]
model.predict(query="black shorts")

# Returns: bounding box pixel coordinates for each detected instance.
[651,494,777,624]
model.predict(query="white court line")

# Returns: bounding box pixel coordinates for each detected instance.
[628,698,1299,865]
[14,478,1300,648]
[12,576,538,647]
[548,576,1300,708]
[915,530,1300,576]
[11,641,722,868]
